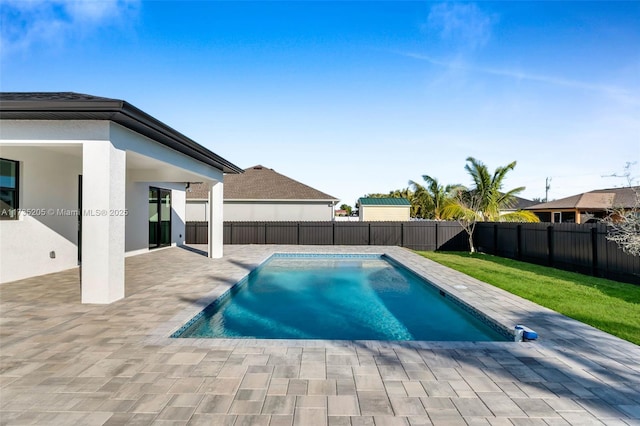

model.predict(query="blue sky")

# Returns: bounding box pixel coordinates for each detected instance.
[2,1,639,206]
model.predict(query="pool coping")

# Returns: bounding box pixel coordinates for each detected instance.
[148,246,555,349]
[168,252,515,342]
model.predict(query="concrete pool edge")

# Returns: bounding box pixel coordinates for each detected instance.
[169,251,514,342]
[149,246,537,348]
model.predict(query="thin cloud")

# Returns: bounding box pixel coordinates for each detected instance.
[424,2,497,50]
[0,0,140,56]
[400,51,640,105]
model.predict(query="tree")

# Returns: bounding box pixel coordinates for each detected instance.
[602,162,640,256]
[442,157,539,252]
[409,175,463,220]
[463,157,536,222]
[442,188,483,253]
[603,192,640,256]
[339,204,352,215]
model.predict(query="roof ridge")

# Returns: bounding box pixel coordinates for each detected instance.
[222,165,338,201]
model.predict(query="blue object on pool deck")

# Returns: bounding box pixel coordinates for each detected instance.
[174,255,511,341]
[515,324,538,341]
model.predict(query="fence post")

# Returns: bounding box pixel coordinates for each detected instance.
[602,224,610,279]
[400,222,404,248]
[493,224,498,255]
[434,222,439,251]
[368,223,371,245]
[297,223,300,245]
[230,222,233,245]
[332,222,335,245]
[516,224,522,259]
[264,222,267,244]
[547,225,554,267]
[591,226,599,277]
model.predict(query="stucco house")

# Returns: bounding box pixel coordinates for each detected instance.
[186,165,339,222]
[0,92,241,303]
[358,197,411,221]
[526,186,639,223]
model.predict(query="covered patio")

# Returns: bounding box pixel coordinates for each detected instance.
[0,92,242,304]
[1,245,638,425]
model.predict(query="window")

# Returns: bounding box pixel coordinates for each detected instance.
[0,158,19,220]
[536,212,551,222]
[552,211,575,223]
[562,211,576,223]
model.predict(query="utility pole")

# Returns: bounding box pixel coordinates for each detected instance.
[545,177,551,202]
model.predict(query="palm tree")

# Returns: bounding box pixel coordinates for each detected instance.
[408,181,430,219]
[442,157,539,252]
[409,175,462,220]
[462,157,538,222]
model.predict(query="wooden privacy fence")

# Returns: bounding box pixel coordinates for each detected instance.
[474,222,640,285]
[185,221,209,245]
[185,221,640,285]
[185,221,466,251]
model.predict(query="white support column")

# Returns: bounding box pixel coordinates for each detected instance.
[81,141,126,303]
[208,181,224,258]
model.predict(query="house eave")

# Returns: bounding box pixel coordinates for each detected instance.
[0,95,244,174]
[225,198,339,203]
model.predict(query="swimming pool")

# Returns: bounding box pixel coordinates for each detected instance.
[172,254,511,341]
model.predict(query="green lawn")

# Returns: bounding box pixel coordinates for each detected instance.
[416,251,640,345]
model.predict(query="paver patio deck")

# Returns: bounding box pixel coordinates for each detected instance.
[1,245,639,425]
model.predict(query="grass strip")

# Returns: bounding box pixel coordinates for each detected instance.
[416,251,640,345]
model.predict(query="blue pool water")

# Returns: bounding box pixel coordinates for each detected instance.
[173,255,510,341]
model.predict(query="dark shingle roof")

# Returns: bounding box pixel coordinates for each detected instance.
[186,183,213,200]
[187,165,338,201]
[508,196,537,210]
[359,197,411,206]
[1,92,115,102]
[526,186,639,210]
[0,92,243,174]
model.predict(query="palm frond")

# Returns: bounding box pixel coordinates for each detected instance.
[499,210,540,223]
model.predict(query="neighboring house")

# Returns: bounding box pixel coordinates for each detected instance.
[359,197,411,221]
[0,92,241,303]
[186,165,339,221]
[335,209,348,217]
[526,186,639,223]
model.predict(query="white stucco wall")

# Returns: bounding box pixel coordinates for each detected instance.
[0,145,82,283]
[224,201,335,221]
[186,199,208,222]
[360,205,411,222]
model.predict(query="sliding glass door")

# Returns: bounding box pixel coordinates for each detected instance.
[149,187,171,249]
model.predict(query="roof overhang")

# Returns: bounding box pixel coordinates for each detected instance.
[0,93,243,174]
[225,199,339,203]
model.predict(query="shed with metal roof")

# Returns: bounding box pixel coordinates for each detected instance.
[358,197,411,222]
